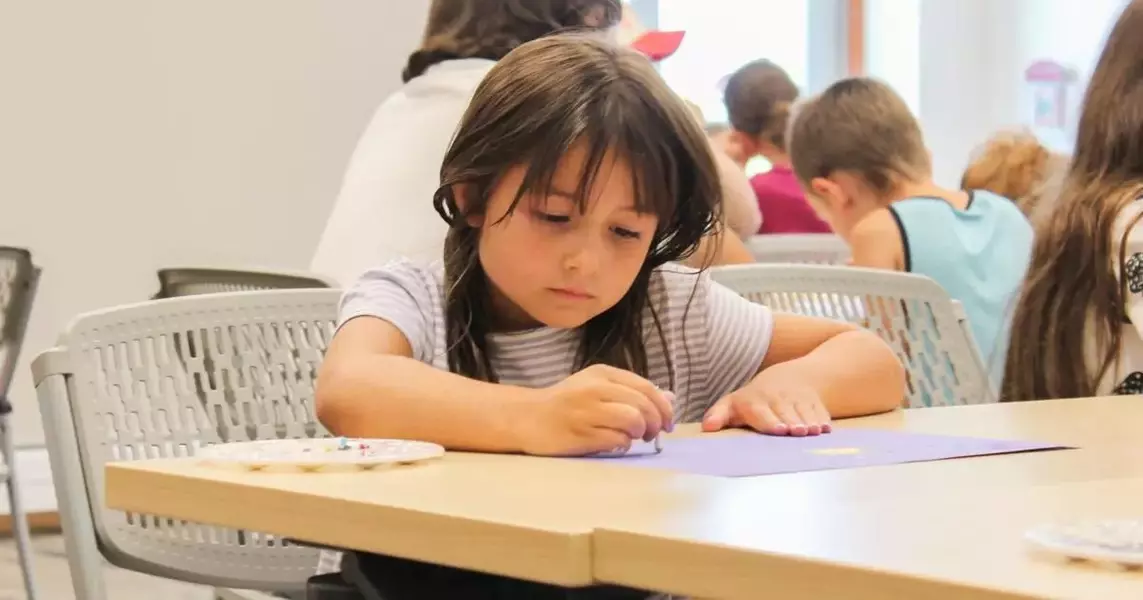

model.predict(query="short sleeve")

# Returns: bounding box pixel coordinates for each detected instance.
[337,260,441,363]
[702,276,775,400]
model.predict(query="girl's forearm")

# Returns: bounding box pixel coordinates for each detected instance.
[316,354,536,452]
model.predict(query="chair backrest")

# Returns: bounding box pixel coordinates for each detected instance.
[33,289,342,591]
[0,247,40,406]
[710,264,994,408]
[747,234,851,265]
[154,267,336,299]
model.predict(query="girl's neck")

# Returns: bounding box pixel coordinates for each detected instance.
[488,281,544,333]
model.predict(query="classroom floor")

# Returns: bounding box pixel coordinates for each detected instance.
[0,533,210,600]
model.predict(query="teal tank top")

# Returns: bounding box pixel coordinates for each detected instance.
[888,190,1033,385]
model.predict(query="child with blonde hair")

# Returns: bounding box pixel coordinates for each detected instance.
[961,129,1066,219]
[787,77,1033,381]
[1004,0,1143,401]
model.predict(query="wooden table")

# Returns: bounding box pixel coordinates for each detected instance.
[105,397,1143,597]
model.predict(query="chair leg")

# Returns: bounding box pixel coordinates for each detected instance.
[1,415,37,600]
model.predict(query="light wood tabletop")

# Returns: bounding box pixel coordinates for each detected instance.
[104,396,1143,595]
[593,475,1143,600]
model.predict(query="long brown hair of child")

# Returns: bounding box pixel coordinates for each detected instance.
[432,34,723,385]
[1002,0,1143,402]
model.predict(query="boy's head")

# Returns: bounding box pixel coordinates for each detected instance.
[787,77,930,236]
[723,60,799,159]
[404,0,622,82]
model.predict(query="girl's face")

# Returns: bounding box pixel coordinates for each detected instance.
[467,144,660,331]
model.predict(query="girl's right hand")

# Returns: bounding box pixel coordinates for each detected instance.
[516,365,675,456]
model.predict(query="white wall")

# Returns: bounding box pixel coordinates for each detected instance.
[866,0,1127,187]
[0,0,429,447]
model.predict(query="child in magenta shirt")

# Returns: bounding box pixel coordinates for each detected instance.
[724,59,832,234]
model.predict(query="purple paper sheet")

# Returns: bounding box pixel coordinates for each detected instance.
[578,429,1070,477]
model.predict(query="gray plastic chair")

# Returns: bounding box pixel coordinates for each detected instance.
[746,234,851,265]
[711,264,994,408]
[0,246,41,600]
[32,289,342,600]
[153,267,336,299]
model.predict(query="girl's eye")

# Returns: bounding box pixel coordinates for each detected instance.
[537,212,570,224]
[612,227,642,240]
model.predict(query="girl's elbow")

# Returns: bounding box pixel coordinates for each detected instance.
[875,339,908,411]
[851,329,906,412]
[315,364,359,434]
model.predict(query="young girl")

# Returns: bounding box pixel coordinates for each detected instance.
[786,77,1033,383]
[723,59,831,234]
[1004,0,1143,401]
[961,129,1067,221]
[316,35,903,458]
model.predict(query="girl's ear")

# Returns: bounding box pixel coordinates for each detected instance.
[452,184,484,227]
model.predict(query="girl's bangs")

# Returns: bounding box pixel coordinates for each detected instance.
[506,113,681,222]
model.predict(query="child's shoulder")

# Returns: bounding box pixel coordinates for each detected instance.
[646,263,714,315]
[650,262,708,291]
[348,259,445,298]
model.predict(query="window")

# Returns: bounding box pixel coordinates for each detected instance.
[632,0,849,125]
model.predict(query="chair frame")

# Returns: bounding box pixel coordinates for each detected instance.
[0,246,41,600]
[153,267,337,299]
[746,234,851,265]
[32,289,343,600]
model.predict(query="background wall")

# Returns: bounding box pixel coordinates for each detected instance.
[866,0,1127,187]
[0,0,430,448]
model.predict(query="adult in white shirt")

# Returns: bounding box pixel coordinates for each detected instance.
[311,0,755,287]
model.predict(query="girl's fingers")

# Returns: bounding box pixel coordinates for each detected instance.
[740,402,788,436]
[794,399,824,436]
[770,400,807,436]
[585,428,633,456]
[597,366,675,430]
[812,401,833,433]
[597,382,662,441]
[590,400,646,440]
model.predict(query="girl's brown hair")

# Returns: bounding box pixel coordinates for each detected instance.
[403,0,621,82]
[723,60,799,150]
[433,33,722,383]
[961,130,1057,217]
[1002,0,1143,401]
[787,77,929,195]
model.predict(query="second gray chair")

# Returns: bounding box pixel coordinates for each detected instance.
[0,246,41,600]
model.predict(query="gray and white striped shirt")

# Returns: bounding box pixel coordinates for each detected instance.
[339,260,775,422]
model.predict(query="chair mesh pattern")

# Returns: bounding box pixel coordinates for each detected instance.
[63,289,342,589]
[711,264,993,408]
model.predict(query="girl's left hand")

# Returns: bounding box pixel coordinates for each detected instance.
[701,369,832,436]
